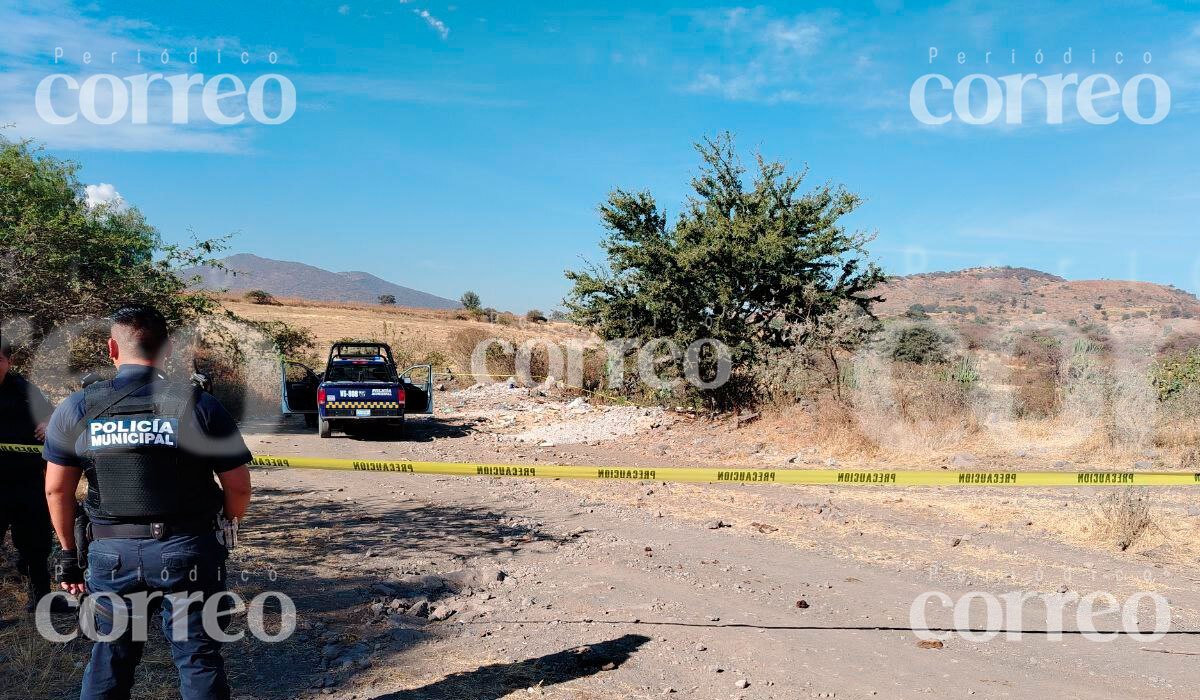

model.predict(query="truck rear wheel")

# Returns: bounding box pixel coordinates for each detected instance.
[319,419,332,438]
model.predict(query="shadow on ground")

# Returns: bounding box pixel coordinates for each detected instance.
[369,635,650,700]
[223,483,570,699]
[241,414,481,442]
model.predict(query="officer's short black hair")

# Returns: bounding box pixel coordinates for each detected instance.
[110,304,170,360]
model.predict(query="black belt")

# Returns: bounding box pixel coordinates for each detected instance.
[89,520,215,541]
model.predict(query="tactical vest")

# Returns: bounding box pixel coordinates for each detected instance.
[79,376,221,522]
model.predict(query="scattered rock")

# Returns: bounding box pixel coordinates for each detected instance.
[734,411,760,427]
[950,452,976,467]
[796,599,809,609]
[429,604,457,622]
[1134,460,1153,469]
[917,640,944,649]
[705,520,729,530]
[735,679,750,689]
[407,599,431,618]
[695,643,707,651]
[749,522,778,534]
[950,537,962,548]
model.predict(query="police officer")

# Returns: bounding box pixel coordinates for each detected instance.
[0,339,57,612]
[42,305,253,700]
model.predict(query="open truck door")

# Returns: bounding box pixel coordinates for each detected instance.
[281,360,320,428]
[400,364,434,415]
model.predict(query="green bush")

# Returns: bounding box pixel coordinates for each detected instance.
[564,133,884,409]
[250,319,315,358]
[0,137,225,348]
[244,289,275,305]
[378,294,396,305]
[1153,348,1200,401]
[947,356,979,386]
[460,291,481,311]
[891,326,948,365]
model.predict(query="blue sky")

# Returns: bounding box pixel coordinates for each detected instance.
[3,0,1199,311]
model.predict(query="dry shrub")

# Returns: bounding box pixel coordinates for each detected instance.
[1106,369,1161,451]
[1087,488,1157,551]
[369,321,449,371]
[847,354,979,453]
[888,362,975,425]
[1011,333,1064,418]
[447,327,516,383]
[192,316,287,420]
[800,394,878,458]
[749,347,835,406]
[578,346,608,391]
[1149,387,1200,451]
[1157,332,1200,357]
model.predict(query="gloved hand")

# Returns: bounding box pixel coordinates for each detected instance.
[53,549,85,593]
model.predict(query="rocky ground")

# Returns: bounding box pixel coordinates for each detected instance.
[7,383,1200,699]
[225,385,1200,700]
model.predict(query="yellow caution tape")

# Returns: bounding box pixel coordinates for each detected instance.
[5,442,1195,486]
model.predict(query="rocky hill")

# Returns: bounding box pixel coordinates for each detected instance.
[183,254,461,309]
[876,266,1200,325]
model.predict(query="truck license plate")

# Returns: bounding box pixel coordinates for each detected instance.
[355,409,372,417]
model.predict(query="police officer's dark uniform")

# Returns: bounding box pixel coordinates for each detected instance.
[0,350,56,611]
[43,340,251,699]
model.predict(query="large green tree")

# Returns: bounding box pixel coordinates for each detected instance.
[565,134,885,403]
[0,137,225,342]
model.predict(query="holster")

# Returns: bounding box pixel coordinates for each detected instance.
[74,511,91,570]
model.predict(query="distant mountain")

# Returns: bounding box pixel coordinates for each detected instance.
[184,254,461,309]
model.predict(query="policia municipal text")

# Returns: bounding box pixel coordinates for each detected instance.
[42,305,254,700]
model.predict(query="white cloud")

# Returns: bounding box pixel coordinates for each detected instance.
[338,4,350,15]
[682,8,830,103]
[413,8,449,39]
[85,183,125,210]
[0,1,285,153]
[763,18,822,53]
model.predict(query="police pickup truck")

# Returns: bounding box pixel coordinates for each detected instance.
[281,342,432,438]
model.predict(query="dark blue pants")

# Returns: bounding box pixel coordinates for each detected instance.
[81,533,231,700]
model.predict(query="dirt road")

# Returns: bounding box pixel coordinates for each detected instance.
[218,398,1200,700]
